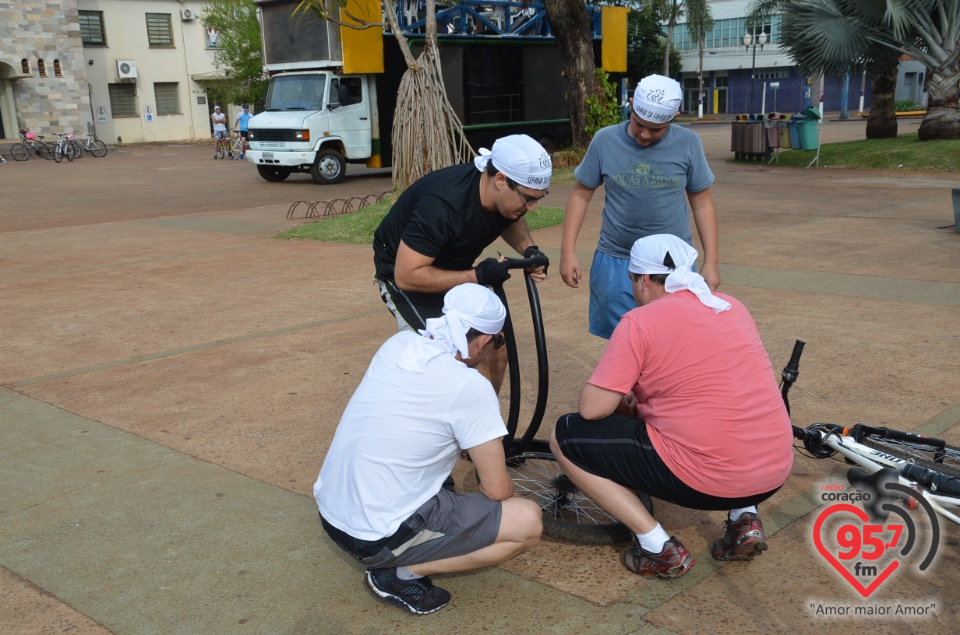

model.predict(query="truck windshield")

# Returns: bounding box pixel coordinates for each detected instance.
[265,74,327,111]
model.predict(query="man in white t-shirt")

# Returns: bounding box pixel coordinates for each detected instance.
[211,105,229,159]
[314,283,542,615]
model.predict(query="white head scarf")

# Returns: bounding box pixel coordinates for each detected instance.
[628,234,731,313]
[473,134,552,190]
[397,283,507,372]
[632,74,682,124]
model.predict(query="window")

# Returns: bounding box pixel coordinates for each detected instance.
[79,10,106,46]
[38,59,47,77]
[54,60,63,77]
[154,83,180,115]
[109,83,137,117]
[330,77,363,106]
[146,13,174,47]
[21,58,30,74]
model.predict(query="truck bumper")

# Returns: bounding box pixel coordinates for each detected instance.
[246,150,313,167]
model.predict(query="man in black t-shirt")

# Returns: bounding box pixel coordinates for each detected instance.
[373,134,553,391]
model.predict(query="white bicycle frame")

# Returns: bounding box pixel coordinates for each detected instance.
[815,429,960,525]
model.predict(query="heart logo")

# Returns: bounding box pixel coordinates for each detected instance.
[813,503,899,597]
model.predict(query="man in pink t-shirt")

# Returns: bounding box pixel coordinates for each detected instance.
[550,234,793,579]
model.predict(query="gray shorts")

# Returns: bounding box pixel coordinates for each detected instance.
[321,488,502,569]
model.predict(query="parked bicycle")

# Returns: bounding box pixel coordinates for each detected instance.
[52,132,78,163]
[784,340,960,526]
[10,129,53,161]
[74,133,108,158]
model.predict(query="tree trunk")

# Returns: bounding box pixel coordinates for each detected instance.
[918,65,960,141]
[865,66,897,139]
[543,0,599,148]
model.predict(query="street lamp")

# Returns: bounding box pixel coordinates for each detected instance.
[743,30,768,115]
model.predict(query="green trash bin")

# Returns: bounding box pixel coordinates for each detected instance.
[799,119,819,150]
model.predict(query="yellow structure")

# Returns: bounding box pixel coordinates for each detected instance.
[600,6,629,73]
[340,0,384,74]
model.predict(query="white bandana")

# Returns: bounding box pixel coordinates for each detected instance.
[473,134,552,190]
[397,283,507,372]
[628,234,731,313]
[632,75,682,124]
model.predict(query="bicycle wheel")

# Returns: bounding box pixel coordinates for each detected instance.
[90,140,108,157]
[54,144,63,163]
[10,143,29,161]
[65,142,76,162]
[70,141,83,159]
[41,144,54,160]
[859,430,960,478]
[216,141,225,159]
[506,444,631,545]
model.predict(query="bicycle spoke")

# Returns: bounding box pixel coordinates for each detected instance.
[507,456,621,525]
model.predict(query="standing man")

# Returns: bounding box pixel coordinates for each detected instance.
[550,234,793,579]
[315,284,542,615]
[211,105,230,159]
[233,103,253,160]
[373,134,552,390]
[559,74,720,339]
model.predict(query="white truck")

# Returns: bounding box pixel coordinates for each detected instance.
[247,0,609,184]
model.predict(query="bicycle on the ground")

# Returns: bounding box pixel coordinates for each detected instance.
[784,340,960,526]
[52,133,78,163]
[10,129,54,161]
[490,255,632,545]
[74,133,108,158]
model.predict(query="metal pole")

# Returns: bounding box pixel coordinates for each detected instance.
[749,44,757,115]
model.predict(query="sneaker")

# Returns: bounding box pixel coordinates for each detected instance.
[365,568,451,615]
[1,158,6,164]
[213,154,219,160]
[621,536,694,579]
[239,153,244,160]
[228,153,234,159]
[712,512,768,561]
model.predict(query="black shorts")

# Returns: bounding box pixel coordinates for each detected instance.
[553,412,781,511]
[376,278,445,331]
[239,130,249,139]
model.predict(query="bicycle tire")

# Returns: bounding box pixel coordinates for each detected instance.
[505,445,631,545]
[65,142,76,162]
[41,144,54,160]
[10,143,29,161]
[54,144,63,163]
[216,141,225,160]
[90,140,108,157]
[70,141,83,159]
[859,433,960,478]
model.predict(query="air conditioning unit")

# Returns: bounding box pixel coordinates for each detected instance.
[116,60,138,79]
[181,8,195,21]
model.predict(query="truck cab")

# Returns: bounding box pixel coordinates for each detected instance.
[247,70,374,184]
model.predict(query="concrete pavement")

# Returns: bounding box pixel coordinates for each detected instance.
[2,119,959,633]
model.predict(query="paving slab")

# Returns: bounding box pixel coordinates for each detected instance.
[2,121,959,633]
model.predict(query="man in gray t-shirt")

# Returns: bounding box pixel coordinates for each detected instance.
[559,75,720,339]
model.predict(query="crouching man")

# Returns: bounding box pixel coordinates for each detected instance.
[314,283,542,614]
[550,234,793,578]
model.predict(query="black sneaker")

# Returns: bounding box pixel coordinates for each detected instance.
[365,568,451,615]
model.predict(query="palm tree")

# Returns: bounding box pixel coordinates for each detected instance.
[750,0,960,141]
[685,0,713,118]
[661,0,684,76]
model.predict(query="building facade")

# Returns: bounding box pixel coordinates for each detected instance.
[1,0,229,143]
[0,1,91,140]
[667,0,931,117]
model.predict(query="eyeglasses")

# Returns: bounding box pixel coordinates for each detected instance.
[491,333,505,350]
[506,178,548,206]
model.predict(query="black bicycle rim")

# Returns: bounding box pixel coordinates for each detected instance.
[506,446,630,545]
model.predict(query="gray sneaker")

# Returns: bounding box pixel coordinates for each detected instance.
[365,568,451,615]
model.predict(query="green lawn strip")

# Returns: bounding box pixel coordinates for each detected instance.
[736,132,960,171]
[275,198,565,244]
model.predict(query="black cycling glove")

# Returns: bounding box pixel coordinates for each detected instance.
[475,257,512,287]
[523,245,549,274]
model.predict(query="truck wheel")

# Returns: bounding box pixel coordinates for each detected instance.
[256,165,291,182]
[311,149,346,185]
